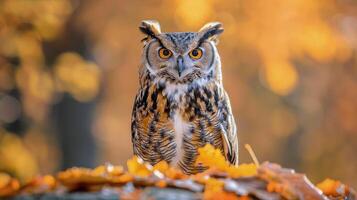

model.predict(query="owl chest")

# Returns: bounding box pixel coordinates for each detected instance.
[160,84,222,166]
[134,81,223,167]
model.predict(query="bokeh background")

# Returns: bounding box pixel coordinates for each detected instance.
[1,0,357,187]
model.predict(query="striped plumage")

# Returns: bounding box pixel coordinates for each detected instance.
[131,20,238,174]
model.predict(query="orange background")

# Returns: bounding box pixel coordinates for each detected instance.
[0,0,356,187]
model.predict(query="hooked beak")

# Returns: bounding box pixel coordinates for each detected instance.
[176,55,185,77]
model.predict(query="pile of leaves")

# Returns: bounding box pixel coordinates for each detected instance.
[0,144,355,200]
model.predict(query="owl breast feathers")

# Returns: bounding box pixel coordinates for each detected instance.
[131,20,238,174]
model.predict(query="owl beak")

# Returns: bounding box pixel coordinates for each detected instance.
[176,55,185,77]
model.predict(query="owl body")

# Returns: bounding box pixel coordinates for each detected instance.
[131,21,238,174]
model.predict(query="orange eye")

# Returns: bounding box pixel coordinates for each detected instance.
[158,48,172,59]
[189,48,203,60]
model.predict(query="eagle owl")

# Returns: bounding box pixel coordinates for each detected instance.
[131,20,238,174]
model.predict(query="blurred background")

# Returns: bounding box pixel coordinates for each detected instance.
[0,0,357,187]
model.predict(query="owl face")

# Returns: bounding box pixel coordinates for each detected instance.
[140,20,223,83]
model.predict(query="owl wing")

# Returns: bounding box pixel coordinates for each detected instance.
[131,86,154,157]
[131,84,176,164]
[219,91,239,165]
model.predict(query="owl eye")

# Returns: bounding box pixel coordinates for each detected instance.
[158,48,172,59]
[189,48,203,60]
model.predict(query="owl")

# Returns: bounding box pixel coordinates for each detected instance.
[131,20,238,174]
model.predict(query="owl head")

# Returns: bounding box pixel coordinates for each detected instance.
[139,20,224,84]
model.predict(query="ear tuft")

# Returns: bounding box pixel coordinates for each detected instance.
[198,22,224,43]
[139,20,161,39]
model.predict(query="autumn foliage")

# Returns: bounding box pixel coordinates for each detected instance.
[1,144,355,199]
